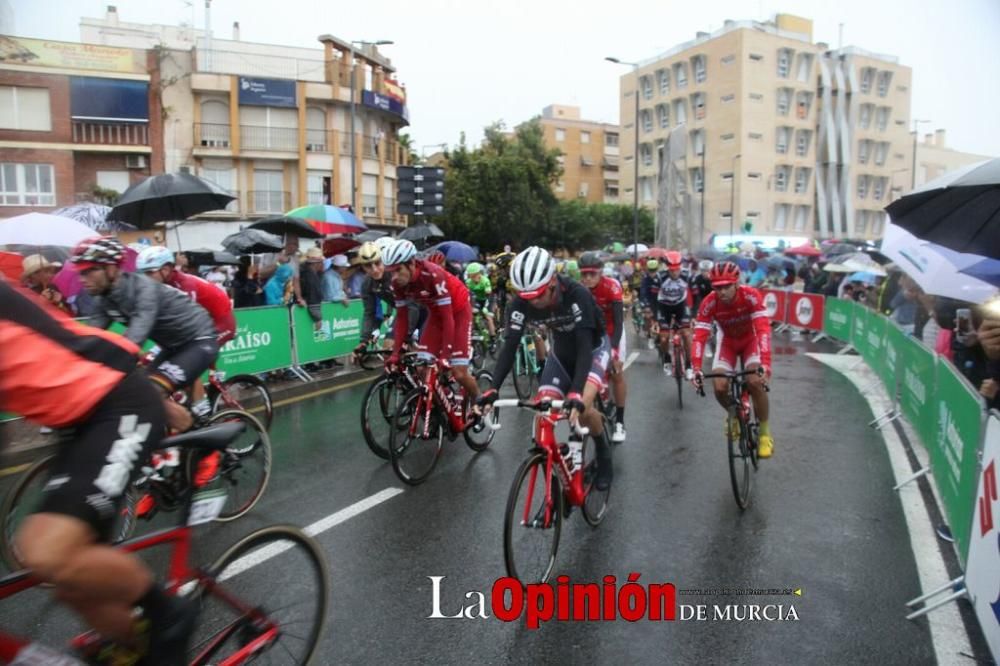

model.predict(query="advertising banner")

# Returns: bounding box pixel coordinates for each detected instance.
[760,289,787,324]
[851,302,869,357]
[292,301,365,364]
[878,320,906,397]
[217,306,293,376]
[964,412,1000,662]
[362,90,410,123]
[862,311,887,378]
[897,333,938,447]
[238,76,297,108]
[786,293,824,331]
[823,297,853,342]
[0,36,142,73]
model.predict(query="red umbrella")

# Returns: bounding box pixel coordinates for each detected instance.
[0,251,22,282]
[322,237,361,257]
[641,248,671,260]
[784,243,821,257]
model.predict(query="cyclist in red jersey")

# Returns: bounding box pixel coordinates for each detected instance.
[0,278,195,662]
[381,239,480,403]
[578,251,628,443]
[690,261,775,457]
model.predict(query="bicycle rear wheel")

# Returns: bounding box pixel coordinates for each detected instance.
[463,371,496,452]
[673,343,684,410]
[389,388,444,486]
[512,344,533,400]
[189,524,329,665]
[361,374,411,460]
[0,454,54,571]
[727,406,753,510]
[214,374,274,431]
[504,452,562,585]
[581,433,611,527]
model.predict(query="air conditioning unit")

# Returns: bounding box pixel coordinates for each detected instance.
[125,154,148,169]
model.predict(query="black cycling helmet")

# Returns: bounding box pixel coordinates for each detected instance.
[578,251,604,273]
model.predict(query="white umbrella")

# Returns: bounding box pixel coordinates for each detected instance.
[625,243,649,254]
[0,213,98,247]
[881,223,997,304]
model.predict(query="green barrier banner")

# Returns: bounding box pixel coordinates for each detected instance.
[823,297,854,342]
[851,301,869,357]
[898,333,938,446]
[217,306,293,376]
[878,321,906,397]
[292,301,364,365]
[863,311,887,380]
[930,359,986,562]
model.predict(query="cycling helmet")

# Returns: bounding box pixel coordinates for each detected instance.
[509,246,556,299]
[709,261,741,286]
[602,265,616,278]
[698,259,714,271]
[646,259,660,271]
[136,246,175,272]
[70,236,125,269]
[578,251,604,273]
[665,250,683,269]
[465,262,483,277]
[381,239,417,267]
[374,235,395,252]
[356,241,382,265]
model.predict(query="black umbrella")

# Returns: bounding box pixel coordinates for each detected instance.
[185,249,242,266]
[247,216,324,240]
[110,172,236,229]
[221,229,283,255]
[886,158,1000,259]
[355,229,389,242]
[399,222,445,243]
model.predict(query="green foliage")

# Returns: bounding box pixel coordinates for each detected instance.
[435,119,653,253]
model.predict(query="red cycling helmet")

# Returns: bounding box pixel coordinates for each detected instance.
[709,261,741,286]
[665,250,683,269]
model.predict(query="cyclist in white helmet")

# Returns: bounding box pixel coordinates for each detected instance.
[477,246,614,490]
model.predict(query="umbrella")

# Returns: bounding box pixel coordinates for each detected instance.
[820,242,859,259]
[880,222,997,304]
[248,216,324,240]
[285,205,367,236]
[322,237,361,257]
[784,243,821,257]
[0,251,22,281]
[430,240,477,263]
[110,172,236,229]
[823,263,854,273]
[625,243,649,254]
[885,157,1000,258]
[765,255,788,269]
[693,246,724,261]
[642,248,671,260]
[185,249,242,267]
[399,222,445,243]
[355,229,389,242]
[604,242,625,254]
[0,213,98,248]
[52,202,136,232]
[847,271,879,285]
[928,245,1000,289]
[222,229,283,255]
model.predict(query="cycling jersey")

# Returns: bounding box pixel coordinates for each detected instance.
[466,275,492,304]
[692,285,772,372]
[690,273,713,310]
[167,270,236,344]
[587,275,624,350]
[656,272,693,307]
[392,259,472,364]
[492,275,607,395]
[639,273,662,306]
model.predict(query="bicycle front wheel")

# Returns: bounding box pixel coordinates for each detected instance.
[727,406,752,510]
[513,345,533,400]
[214,374,274,431]
[189,524,329,665]
[0,454,55,571]
[389,388,444,485]
[463,370,496,452]
[673,345,684,410]
[504,453,562,585]
[361,374,411,460]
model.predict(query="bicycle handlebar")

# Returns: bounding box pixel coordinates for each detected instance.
[486,398,590,437]
[695,367,769,396]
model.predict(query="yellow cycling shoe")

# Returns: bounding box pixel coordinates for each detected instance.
[758,434,774,458]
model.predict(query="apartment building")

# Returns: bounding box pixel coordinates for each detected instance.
[537,105,620,204]
[79,5,410,239]
[0,35,161,217]
[910,129,992,191]
[617,14,913,244]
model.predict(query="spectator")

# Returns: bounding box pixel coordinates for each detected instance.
[204,265,229,292]
[300,248,325,329]
[823,272,843,298]
[259,235,303,304]
[978,301,1000,409]
[231,259,264,308]
[263,254,295,306]
[20,254,70,313]
[887,274,919,335]
[346,263,366,298]
[322,254,350,306]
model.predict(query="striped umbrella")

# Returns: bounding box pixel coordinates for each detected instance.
[52,202,136,232]
[285,204,367,236]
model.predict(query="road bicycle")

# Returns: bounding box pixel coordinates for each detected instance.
[206,369,274,432]
[696,367,767,510]
[1,409,271,570]
[511,329,542,401]
[0,422,328,665]
[470,306,498,372]
[493,396,613,585]
[359,353,421,460]
[388,357,495,486]
[354,328,393,371]
[658,317,689,410]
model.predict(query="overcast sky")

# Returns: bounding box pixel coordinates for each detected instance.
[7,0,999,157]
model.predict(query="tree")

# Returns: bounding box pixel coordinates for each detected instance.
[397,132,419,165]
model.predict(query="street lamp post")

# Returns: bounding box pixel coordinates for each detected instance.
[606,56,640,262]
[910,118,931,191]
[729,153,741,240]
[349,39,394,213]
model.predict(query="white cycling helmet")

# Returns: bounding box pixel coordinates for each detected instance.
[136,245,175,272]
[698,259,714,271]
[381,238,418,267]
[374,235,395,252]
[510,246,556,298]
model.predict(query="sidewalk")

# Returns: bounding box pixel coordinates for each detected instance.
[0,364,376,470]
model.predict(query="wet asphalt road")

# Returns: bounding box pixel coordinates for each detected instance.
[0,331,941,664]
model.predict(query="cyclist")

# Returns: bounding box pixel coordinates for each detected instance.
[639,259,662,340]
[578,251,628,443]
[137,245,236,416]
[691,259,714,312]
[0,278,194,663]
[71,237,219,434]
[351,241,395,359]
[564,259,581,281]
[477,246,614,490]
[690,261,775,457]
[656,250,695,379]
[382,239,481,405]
[464,262,497,341]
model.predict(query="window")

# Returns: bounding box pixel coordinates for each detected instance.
[640,177,654,202]
[0,163,55,206]
[604,181,619,197]
[640,75,653,100]
[875,142,889,166]
[581,131,591,144]
[748,132,763,141]
[305,107,327,151]
[252,169,284,213]
[749,92,763,102]
[673,62,688,88]
[96,170,130,194]
[720,212,733,221]
[794,205,810,231]
[202,164,239,211]
[658,68,670,95]
[673,98,687,126]
[796,129,811,156]
[877,71,892,97]
[858,140,871,164]
[775,166,790,192]
[795,91,813,119]
[578,182,590,198]
[857,175,869,199]
[776,126,792,154]
[720,94,735,103]
[796,53,813,83]
[692,93,706,119]
[794,167,809,194]
[776,88,792,115]
[556,155,565,166]
[307,170,330,205]
[640,143,653,166]
[555,128,566,142]
[199,99,230,146]
[854,210,868,234]
[777,49,792,78]
[0,87,51,131]
[774,203,790,230]
[859,104,873,129]
[691,167,704,193]
[691,129,704,156]
[721,54,735,66]
[870,211,885,236]
[692,55,707,83]
[641,110,653,133]
[860,67,875,94]
[873,177,886,201]
[239,106,297,151]
[656,104,669,129]
[749,53,764,62]
[605,133,619,147]
[876,106,890,132]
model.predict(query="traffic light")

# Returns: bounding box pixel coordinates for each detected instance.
[396,166,445,217]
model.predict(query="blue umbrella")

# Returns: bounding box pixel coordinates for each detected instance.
[848,271,878,285]
[431,240,477,263]
[958,258,1000,288]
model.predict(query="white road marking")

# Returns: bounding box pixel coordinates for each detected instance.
[623,351,640,370]
[809,353,972,664]
[217,487,405,582]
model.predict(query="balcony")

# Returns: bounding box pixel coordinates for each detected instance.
[196,123,231,149]
[193,124,398,159]
[247,190,290,215]
[72,120,148,146]
[241,125,298,153]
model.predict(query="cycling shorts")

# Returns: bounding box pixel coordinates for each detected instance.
[473,297,494,317]
[38,371,165,541]
[148,337,219,392]
[712,331,762,372]
[418,304,472,366]
[657,302,691,327]
[537,335,611,398]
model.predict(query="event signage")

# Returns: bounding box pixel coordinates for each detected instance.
[964,412,1000,661]
[362,90,409,123]
[238,76,297,108]
[292,301,365,364]
[0,36,142,73]
[822,298,853,342]
[217,306,293,375]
